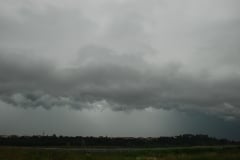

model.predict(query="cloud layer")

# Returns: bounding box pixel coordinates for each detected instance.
[1,0,240,121]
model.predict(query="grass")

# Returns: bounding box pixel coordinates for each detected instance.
[0,146,240,160]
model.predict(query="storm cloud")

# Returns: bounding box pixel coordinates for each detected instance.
[1,0,240,121]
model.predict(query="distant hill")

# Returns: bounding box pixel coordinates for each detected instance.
[0,134,239,148]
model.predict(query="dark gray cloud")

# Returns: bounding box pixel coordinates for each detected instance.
[0,0,240,123]
[1,44,240,121]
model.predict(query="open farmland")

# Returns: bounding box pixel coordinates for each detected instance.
[0,146,240,160]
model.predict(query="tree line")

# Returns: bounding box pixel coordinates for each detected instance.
[0,134,238,148]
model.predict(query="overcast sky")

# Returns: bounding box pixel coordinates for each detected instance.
[1,0,240,140]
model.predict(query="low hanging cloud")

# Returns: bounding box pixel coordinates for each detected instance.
[0,0,240,121]
[1,45,240,121]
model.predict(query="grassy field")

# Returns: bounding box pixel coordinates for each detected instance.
[0,146,240,160]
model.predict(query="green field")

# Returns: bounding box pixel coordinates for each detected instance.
[0,146,240,160]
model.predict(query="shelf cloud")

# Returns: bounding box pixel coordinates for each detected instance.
[1,0,240,122]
